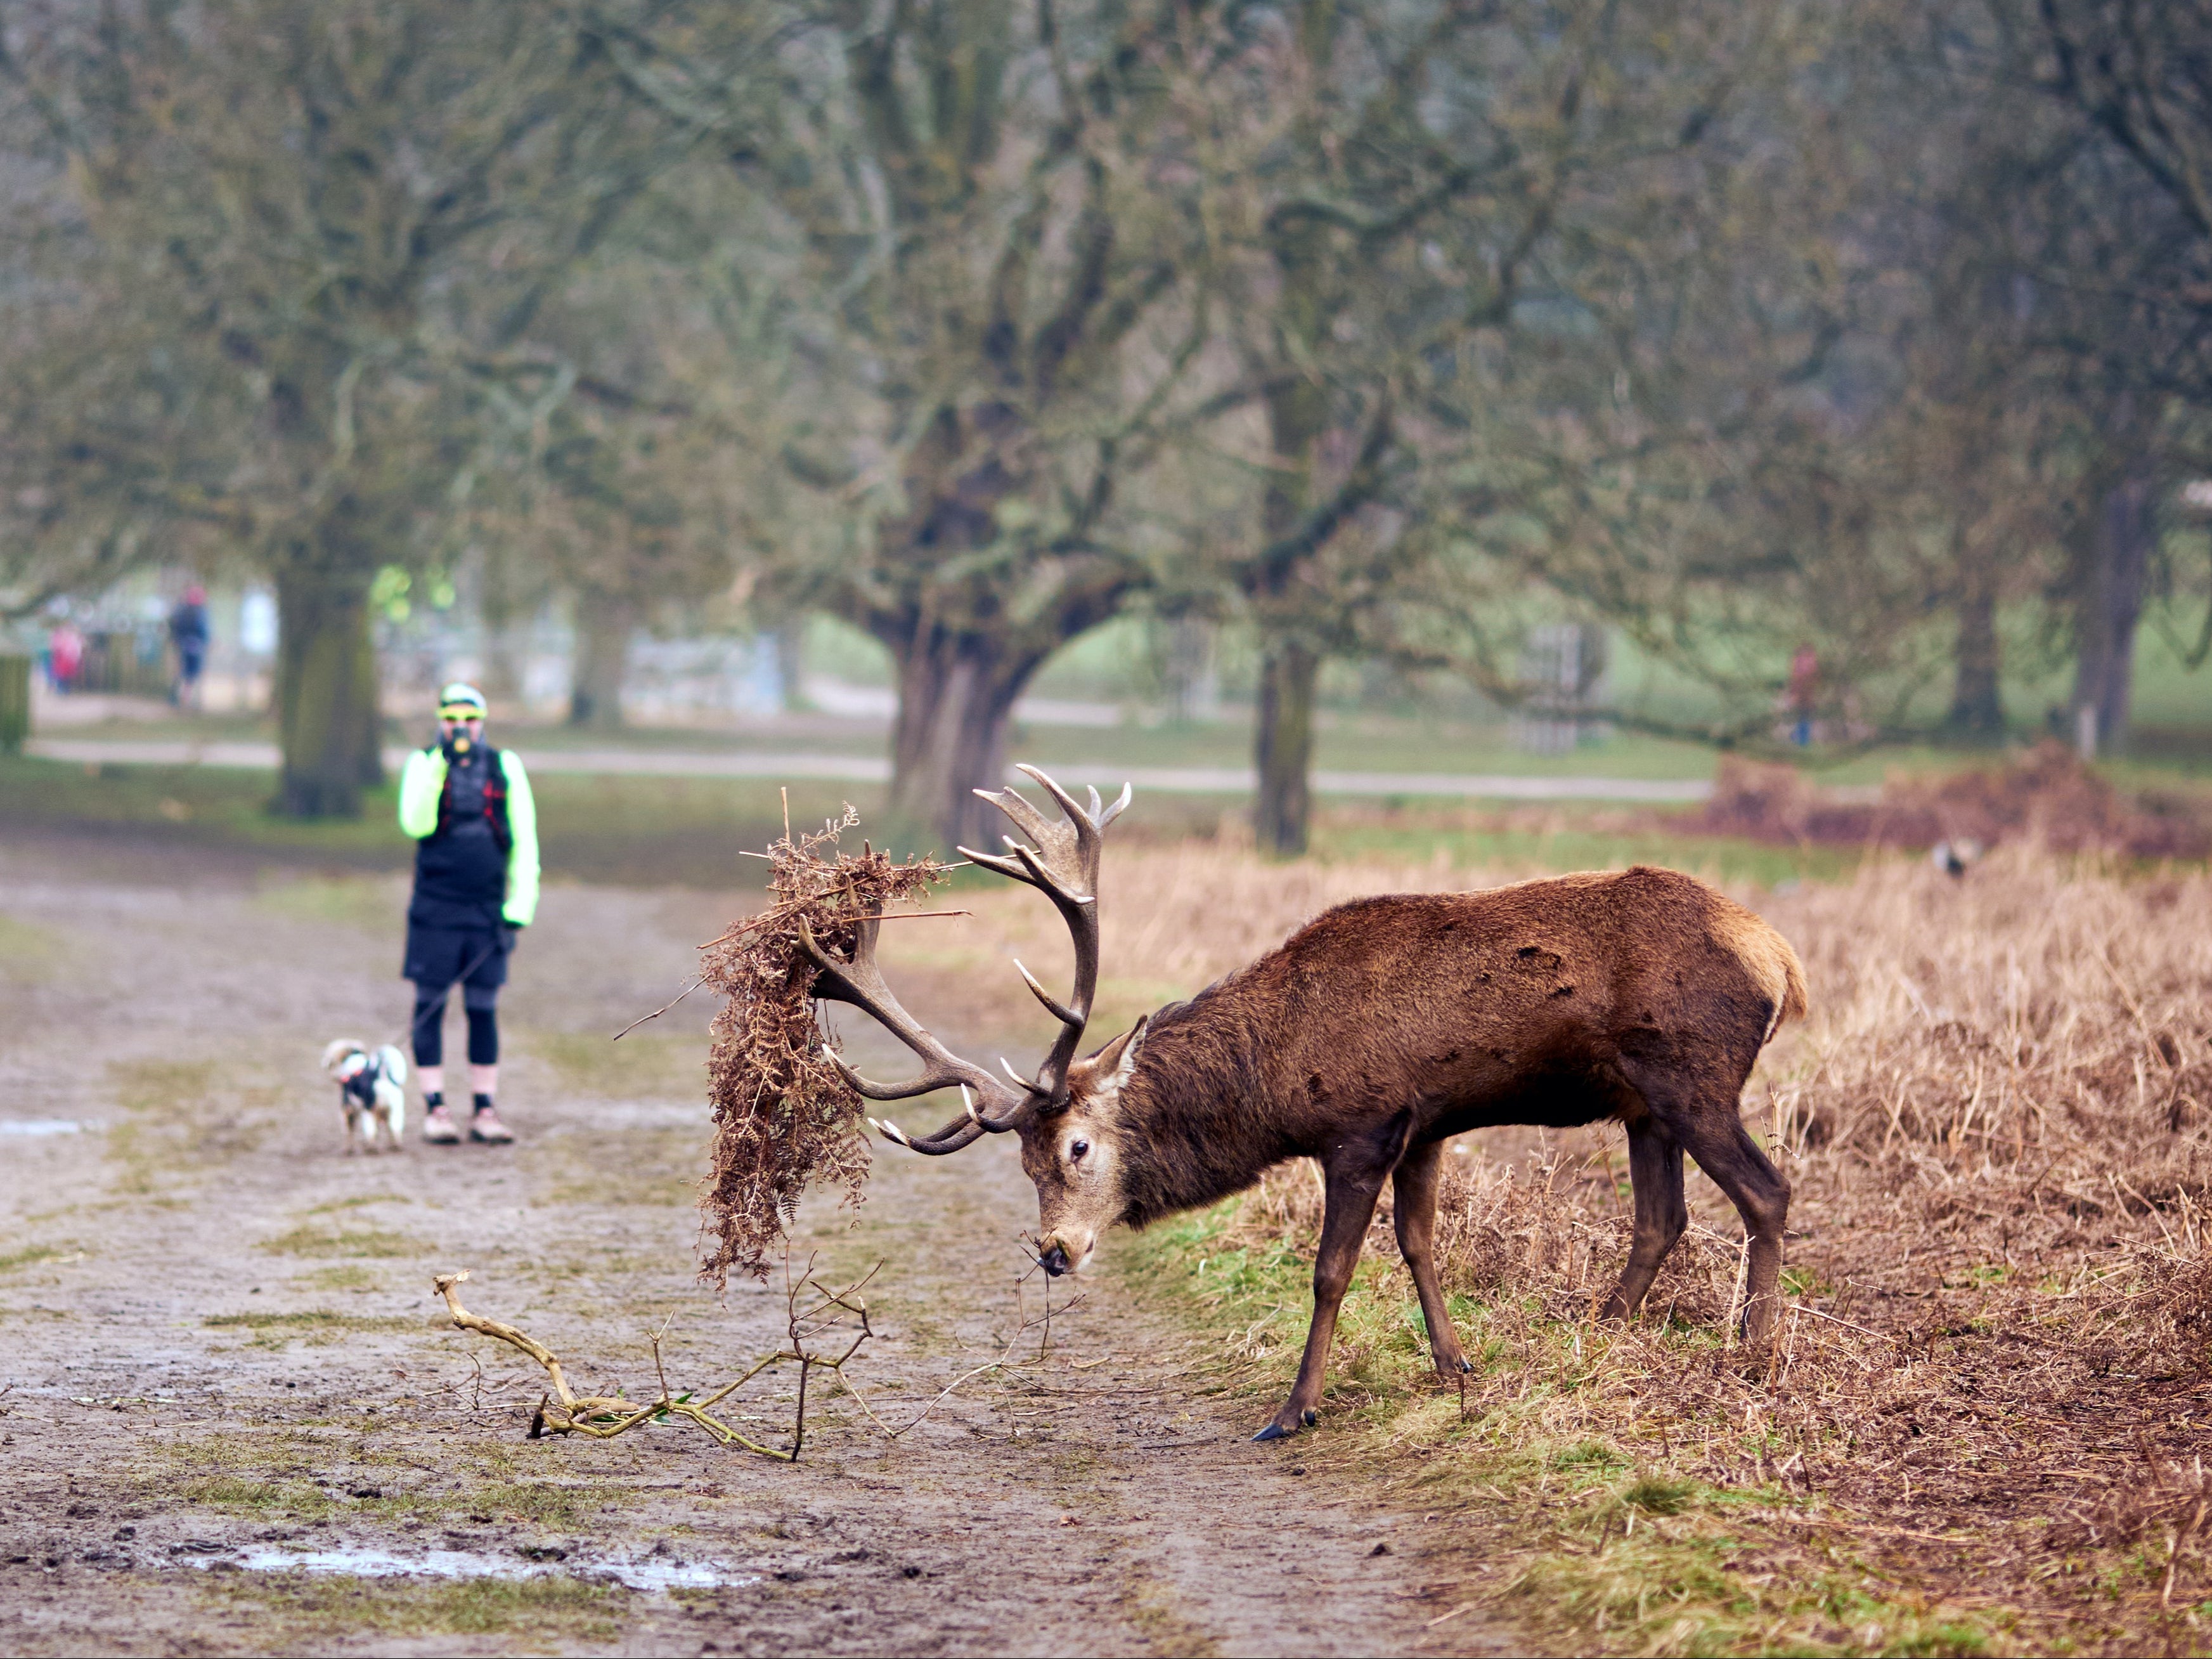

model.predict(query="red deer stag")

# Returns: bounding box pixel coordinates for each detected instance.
[802,767,1808,1441]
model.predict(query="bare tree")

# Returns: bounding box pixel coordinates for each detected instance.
[607,1,1262,849]
[0,0,697,812]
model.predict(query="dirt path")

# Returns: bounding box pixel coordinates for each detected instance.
[0,837,1507,1657]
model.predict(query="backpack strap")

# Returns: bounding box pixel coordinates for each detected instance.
[484,748,513,854]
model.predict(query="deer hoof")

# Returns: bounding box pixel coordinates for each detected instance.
[1456,1355,1475,1374]
[1301,1408,1317,1427]
[1252,1421,1292,1442]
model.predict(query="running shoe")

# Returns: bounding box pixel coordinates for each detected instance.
[421,1103,462,1144]
[470,1105,515,1144]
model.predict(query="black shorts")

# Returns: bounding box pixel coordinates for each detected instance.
[403,923,510,1010]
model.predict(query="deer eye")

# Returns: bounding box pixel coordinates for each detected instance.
[1069,1139,1090,1162]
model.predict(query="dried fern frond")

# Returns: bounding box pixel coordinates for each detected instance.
[697,807,948,1289]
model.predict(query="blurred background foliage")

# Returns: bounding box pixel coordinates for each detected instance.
[4,0,2212,851]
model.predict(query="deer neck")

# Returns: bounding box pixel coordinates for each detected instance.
[1109,994,1292,1229]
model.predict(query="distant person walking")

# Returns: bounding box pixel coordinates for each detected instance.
[46,621,83,694]
[398,682,539,1145]
[1787,642,1818,747]
[168,585,209,709]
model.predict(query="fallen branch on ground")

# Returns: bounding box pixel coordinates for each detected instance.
[432,1258,879,1460]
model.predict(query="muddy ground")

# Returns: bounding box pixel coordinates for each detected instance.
[0,830,1509,1657]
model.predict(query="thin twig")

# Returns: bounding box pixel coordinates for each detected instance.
[612,979,701,1041]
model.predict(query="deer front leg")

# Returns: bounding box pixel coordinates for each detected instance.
[1255,1140,1397,1442]
[1598,1119,1686,1322]
[1391,1138,1471,1382]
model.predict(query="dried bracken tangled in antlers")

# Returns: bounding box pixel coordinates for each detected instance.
[697,807,948,1289]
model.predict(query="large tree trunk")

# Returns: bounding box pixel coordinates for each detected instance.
[1255,638,1319,857]
[2071,472,2155,756]
[568,595,637,731]
[1947,531,2005,741]
[885,632,1025,854]
[1247,218,1328,856]
[272,559,384,818]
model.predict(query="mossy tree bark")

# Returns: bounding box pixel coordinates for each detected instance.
[1254,640,1319,857]
[884,630,1028,856]
[273,556,384,819]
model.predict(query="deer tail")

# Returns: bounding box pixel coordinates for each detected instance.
[1716,902,1808,1049]
[1754,932,1809,1048]
[1773,942,1808,1034]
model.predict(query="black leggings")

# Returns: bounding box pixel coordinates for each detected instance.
[411,988,498,1068]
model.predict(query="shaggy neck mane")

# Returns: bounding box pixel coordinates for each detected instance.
[1111,975,1292,1228]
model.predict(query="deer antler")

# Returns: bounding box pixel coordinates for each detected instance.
[806,766,1130,1157]
[959,765,1130,1103]
[798,911,1029,1154]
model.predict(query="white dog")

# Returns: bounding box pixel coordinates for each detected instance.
[320,1039,408,1154]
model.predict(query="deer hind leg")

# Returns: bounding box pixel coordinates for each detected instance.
[1255,1124,1406,1441]
[1671,1108,1790,1346]
[1391,1138,1471,1381]
[1598,1119,1686,1323]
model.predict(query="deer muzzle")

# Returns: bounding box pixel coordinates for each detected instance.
[1038,1240,1073,1276]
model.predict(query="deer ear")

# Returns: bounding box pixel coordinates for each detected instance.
[1089,1015,1148,1084]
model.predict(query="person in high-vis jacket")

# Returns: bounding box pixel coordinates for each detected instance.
[397,682,538,1144]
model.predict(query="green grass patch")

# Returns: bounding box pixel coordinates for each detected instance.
[203,1308,417,1348]
[258,1225,425,1259]
[1307,812,1872,886]
[202,1309,413,1329]
[104,1057,279,1194]
[297,1264,384,1291]
[0,1242,82,1274]
[531,1027,701,1099]
[0,912,63,983]
[0,750,881,883]
[522,1119,703,1208]
[252,875,403,932]
[1119,1195,2026,1658]
[198,1571,618,1641]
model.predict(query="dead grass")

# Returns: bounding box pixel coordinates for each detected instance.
[1120,843,2212,1656]
[1693,741,2212,859]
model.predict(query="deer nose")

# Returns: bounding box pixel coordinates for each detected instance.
[1038,1242,1071,1277]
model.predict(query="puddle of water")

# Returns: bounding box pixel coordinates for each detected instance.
[0,1119,87,1136]
[209,1544,753,1592]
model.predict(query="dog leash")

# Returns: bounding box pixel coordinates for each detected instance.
[382,935,505,1057]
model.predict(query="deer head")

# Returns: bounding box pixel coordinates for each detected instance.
[798,766,1138,1276]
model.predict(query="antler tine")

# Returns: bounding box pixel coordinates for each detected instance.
[1012,958,1079,1025]
[997,766,1129,1097]
[955,842,1033,885]
[867,1113,989,1156]
[970,780,1061,852]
